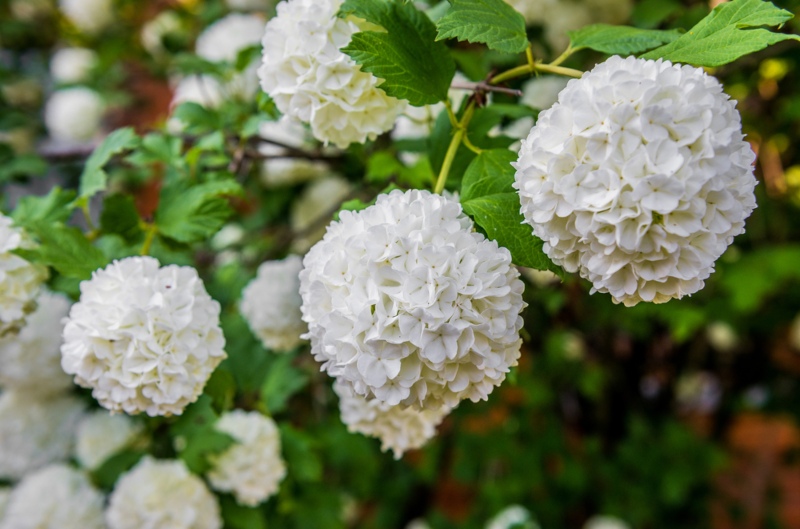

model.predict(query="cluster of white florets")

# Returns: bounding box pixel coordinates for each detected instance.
[207,410,286,506]
[106,457,221,529]
[50,47,98,84]
[75,410,143,471]
[258,0,404,148]
[334,381,450,458]
[514,56,757,306]
[0,391,85,480]
[300,190,525,410]
[59,0,113,34]
[241,255,307,352]
[0,215,47,336]
[45,87,105,143]
[60,256,227,416]
[0,465,106,529]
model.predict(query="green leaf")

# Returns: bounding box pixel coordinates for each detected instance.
[0,153,47,182]
[567,24,682,55]
[280,424,322,482]
[17,222,108,279]
[436,0,528,54]
[11,187,76,229]
[204,367,236,413]
[642,0,800,67]
[460,148,516,200]
[91,450,147,490]
[221,497,267,529]
[100,194,142,241]
[172,102,220,133]
[261,354,309,414]
[340,0,455,106]
[155,180,244,244]
[79,127,139,201]
[171,395,235,475]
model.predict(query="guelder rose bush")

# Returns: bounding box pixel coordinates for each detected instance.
[0,214,47,336]
[258,0,404,148]
[61,256,227,416]
[514,56,757,306]
[300,189,526,410]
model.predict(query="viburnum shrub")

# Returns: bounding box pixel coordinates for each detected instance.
[1,0,798,526]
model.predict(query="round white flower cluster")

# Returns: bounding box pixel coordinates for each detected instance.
[59,0,113,34]
[258,0,405,148]
[0,215,47,336]
[106,457,221,529]
[45,87,105,143]
[290,174,352,252]
[75,410,143,471]
[50,47,98,84]
[207,410,286,506]
[61,256,227,416]
[300,189,525,410]
[0,291,73,395]
[241,255,306,352]
[0,465,105,529]
[486,505,540,529]
[334,381,449,458]
[0,391,85,480]
[514,56,757,306]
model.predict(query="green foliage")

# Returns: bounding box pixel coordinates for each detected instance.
[0,152,46,182]
[340,0,455,106]
[16,222,108,280]
[99,194,143,241]
[221,496,267,529]
[11,187,76,228]
[170,395,235,474]
[155,179,244,244]
[78,127,140,203]
[436,0,528,54]
[260,353,309,415]
[567,24,682,55]
[91,450,148,490]
[643,0,800,66]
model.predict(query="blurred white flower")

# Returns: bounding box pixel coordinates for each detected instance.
[334,380,450,459]
[0,465,105,529]
[106,457,221,529]
[259,118,330,188]
[141,11,184,57]
[0,391,85,480]
[706,321,739,352]
[61,256,227,416]
[241,255,306,352]
[75,410,143,471]
[790,314,800,351]
[675,371,722,414]
[515,56,757,306]
[521,76,569,111]
[258,0,405,147]
[50,47,98,84]
[583,515,632,529]
[226,0,274,11]
[45,87,105,143]
[10,0,52,21]
[300,189,525,410]
[486,505,540,529]
[171,75,224,109]
[59,0,113,34]
[290,173,352,253]
[207,410,286,506]
[0,290,73,395]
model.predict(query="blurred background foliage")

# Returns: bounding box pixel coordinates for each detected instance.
[3,0,800,528]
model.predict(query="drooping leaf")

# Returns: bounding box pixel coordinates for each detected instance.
[642,0,800,67]
[79,127,139,202]
[155,179,244,244]
[11,187,76,229]
[435,0,528,54]
[339,0,455,106]
[567,24,682,55]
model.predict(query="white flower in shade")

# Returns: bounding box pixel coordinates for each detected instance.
[521,76,569,111]
[50,48,98,84]
[59,0,113,34]
[207,410,286,506]
[75,410,143,471]
[241,256,306,352]
[60,256,227,416]
[790,314,800,352]
[106,457,221,529]
[0,291,73,395]
[514,56,757,306]
[0,465,105,529]
[45,87,105,143]
[583,516,632,529]
[706,321,738,352]
[141,11,184,57]
[334,380,449,459]
[486,505,540,529]
[0,215,47,337]
[290,174,352,253]
[171,75,224,109]
[226,0,274,11]
[259,118,329,187]
[258,0,405,148]
[0,391,85,480]
[300,189,526,410]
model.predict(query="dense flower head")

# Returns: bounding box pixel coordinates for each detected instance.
[241,255,306,351]
[258,0,404,148]
[50,47,98,84]
[514,56,757,306]
[0,465,105,529]
[106,457,221,529]
[61,256,227,416]
[300,189,526,410]
[334,380,449,458]
[59,0,113,34]
[75,410,144,471]
[0,290,73,395]
[207,410,286,506]
[45,87,105,143]
[0,391,85,480]
[0,214,47,336]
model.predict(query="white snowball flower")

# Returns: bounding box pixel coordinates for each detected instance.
[59,0,113,34]
[259,118,330,187]
[583,515,632,529]
[241,255,306,352]
[207,410,286,506]
[75,410,143,471]
[334,380,449,459]
[0,214,47,336]
[171,75,224,110]
[196,13,264,63]
[300,189,526,410]
[258,0,405,148]
[106,457,221,529]
[0,391,85,480]
[50,47,98,84]
[0,465,105,529]
[486,505,540,529]
[60,256,227,416]
[290,174,352,253]
[0,291,73,395]
[44,87,105,143]
[514,56,757,306]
